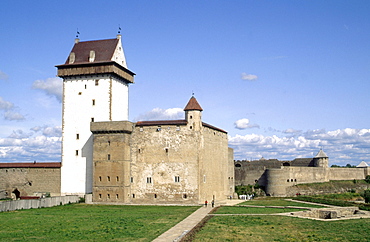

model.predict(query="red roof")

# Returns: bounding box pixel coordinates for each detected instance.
[136,120,188,126]
[0,162,61,168]
[63,38,119,65]
[184,97,203,111]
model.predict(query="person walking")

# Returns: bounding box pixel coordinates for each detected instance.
[211,199,214,207]
[204,200,208,207]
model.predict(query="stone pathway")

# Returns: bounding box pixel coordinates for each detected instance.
[153,200,244,242]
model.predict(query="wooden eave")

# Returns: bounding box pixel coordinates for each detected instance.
[56,61,135,83]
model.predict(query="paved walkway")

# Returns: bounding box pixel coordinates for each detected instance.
[153,200,244,242]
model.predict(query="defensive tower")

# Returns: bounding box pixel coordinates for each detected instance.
[56,35,135,195]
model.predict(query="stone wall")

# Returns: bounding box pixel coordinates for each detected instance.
[0,166,60,198]
[0,196,79,212]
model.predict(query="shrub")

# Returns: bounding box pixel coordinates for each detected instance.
[365,175,370,184]
[362,189,370,203]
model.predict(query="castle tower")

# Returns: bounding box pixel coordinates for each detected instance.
[313,149,329,168]
[184,96,203,131]
[56,35,135,195]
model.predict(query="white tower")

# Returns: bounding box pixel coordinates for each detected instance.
[56,35,135,195]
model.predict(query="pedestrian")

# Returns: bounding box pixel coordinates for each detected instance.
[205,200,208,207]
[211,199,214,207]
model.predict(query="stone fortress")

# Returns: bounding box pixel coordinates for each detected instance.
[1,35,369,201]
[235,149,370,197]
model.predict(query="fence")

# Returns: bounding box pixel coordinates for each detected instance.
[0,196,80,212]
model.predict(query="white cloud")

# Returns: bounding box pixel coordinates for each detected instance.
[241,73,258,81]
[0,97,14,110]
[234,118,260,130]
[135,107,183,121]
[229,128,370,166]
[0,125,61,162]
[0,70,9,81]
[32,77,63,102]
[4,111,25,121]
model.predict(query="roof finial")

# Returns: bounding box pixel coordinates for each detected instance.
[192,91,194,97]
[75,29,80,43]
[118,25,121,34]
[76,28,80,38]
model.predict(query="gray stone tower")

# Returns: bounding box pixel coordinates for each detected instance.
[313,149,329,168]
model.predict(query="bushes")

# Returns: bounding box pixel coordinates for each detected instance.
[362,189,370,203]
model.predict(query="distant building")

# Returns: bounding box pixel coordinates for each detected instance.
[235,149,370,197]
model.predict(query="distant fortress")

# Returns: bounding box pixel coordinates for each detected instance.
[235,149,370,196]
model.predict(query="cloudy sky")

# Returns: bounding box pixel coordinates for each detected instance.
[1,1,370,165]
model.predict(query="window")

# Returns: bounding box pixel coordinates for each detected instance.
[154,194,157,198]
[99,176,102,182]
[176,126,180,131]
[116,194,119,199]
[75,150,79,156]
[91,118,94,122]
[156,126,161,132]
[85,84,87,89]
[108,141,110,146]
[139,127,143,132]
[116,176,119,182]
[76,133,79,140]
[107,194,110,199]
[95,79,99,86]
[138,148,141,153]
[107,154,111,160]
[190,126,193,129]
[92,99,95,106]
[130,177,133,183]
[132,194,135,198]
[165,148,169,153]
[183,194,187,199]
[203,175,206,183]
[190,115,193,119]
[99,194,102,199]
[147,177,152,183]
[175,176,180,182]
[78,92,82,95]
[107,176,111,182]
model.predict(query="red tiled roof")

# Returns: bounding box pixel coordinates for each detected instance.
[64,38,119,65]
[0,162,61,168]
[184,97,203,111]
[136,120,188,126]
[202,122,227,134]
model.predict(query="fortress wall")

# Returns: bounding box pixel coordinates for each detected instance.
[265,167,329,197]
[235,167,266,186]
[0,167,61,198]
[328,168,367,180]
[130,123,199,204]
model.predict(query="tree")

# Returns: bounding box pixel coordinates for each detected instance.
[362,189,370,203]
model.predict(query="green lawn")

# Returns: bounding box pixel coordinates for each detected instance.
[239,199,325,208]
[214,206,303,214]
[0,203,198,241]
[193,215,370,241]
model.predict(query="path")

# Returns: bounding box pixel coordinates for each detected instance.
[153,199,244,242]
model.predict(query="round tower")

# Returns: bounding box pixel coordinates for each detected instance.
[184,96,203,131]
[313,149,329,168]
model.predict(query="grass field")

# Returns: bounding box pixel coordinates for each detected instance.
[192,215,370,241]
[0,203,198,241]
[214,206,304,214]
[239,198,325,208]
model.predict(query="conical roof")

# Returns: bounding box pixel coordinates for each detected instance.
[315,149,328,158]
[184,96,203,111]
[356,161,369,168]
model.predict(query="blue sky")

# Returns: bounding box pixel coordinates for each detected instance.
[1,1,370,165]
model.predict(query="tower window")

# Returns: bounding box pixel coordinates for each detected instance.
[156,126,161,132]
[76,133,79,140]
[107,194,110,199]
[107,154,111,160]
[130,177,133,183]
[183,194,187,199]
[85,84,87,89]
[175,176,180,182]
[108,141,110,146]
[95,79,99,86]
[91,118,94,122]
[154,194,157,198]
[107,176,110,182]
[78,92,82,95]
[116,194,119,199]
[147,177,152,183]
[116,176,119,182]
[92,99,95,106]
[99,194,102,199]
[75,150,79,156]
[165,148,169,153]
[132,194,135,198]
[176,126,180,131]
[190,115,193,119]
[99,176,102,182]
